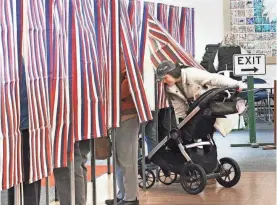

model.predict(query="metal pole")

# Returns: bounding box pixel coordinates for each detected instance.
[141,123,146,191]
[107,158,111,174]
[91,139,97,205]
[154,76,159,181]
[69,156,75,205]
[21,183,24,205]
[46,177,50,205]
[111,128,117,205]
[107,131,111,174]
[14,184,20,205]
[54,186,58,201]
[247,76,258,148]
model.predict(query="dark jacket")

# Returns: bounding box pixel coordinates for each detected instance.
[217,46,242,80]
[20,60,29,130]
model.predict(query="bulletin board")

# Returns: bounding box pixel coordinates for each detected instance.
[229,0,277,57]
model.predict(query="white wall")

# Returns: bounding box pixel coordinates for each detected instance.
[145,0,225,62]
[259,65,277,86]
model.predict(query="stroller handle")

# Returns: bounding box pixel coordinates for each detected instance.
[198,87,233,108]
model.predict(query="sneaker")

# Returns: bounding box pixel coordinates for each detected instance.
[117,199,139,205]
[105,198,121,205]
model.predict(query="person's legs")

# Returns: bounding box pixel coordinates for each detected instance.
[116,162,125,199]
[144,114,158,154]
[116,117,140,202]
[79,139,91,202]
[8,129,41,205]
[54,142,86,205]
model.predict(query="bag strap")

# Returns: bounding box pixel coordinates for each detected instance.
[175,83,193,106]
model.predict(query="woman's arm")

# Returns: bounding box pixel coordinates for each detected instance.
[185,67,242,89]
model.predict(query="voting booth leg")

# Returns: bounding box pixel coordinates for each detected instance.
[155,79,159,182]
[69,158,75,205]
[46,177,50,205]
[54,186,58,201]
[140,123,147,191]
[91,139,97,205]
[111,129,117,205]
[107,158,111,174]
[14,184,20,205]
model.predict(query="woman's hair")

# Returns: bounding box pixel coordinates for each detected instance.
[167,62,191,79]
[167,65,181,79]
[221,33,238,47]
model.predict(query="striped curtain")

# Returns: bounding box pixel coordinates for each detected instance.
[148,14,202,69]
[48,0,74,168]
[0,0,23,190]
[101,0,111,128]
[94,0,109,131]
[22,0,52,182]
[180,7,195,57]
[128,0,142,61]
[109,0,121,127]
[139,2,150,71]
[156,3,170,109]
[168,5,181,44]
[120,0,153,123]
[157,3,169,31]
[72,0,106,139]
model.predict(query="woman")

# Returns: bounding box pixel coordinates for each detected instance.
[213,33,248,81]
[156,61,243,122]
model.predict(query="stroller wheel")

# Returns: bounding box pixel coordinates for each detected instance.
[216,157,241,188]
[180,164,207,195]
[158,168,177,185]
[138,168,156,189]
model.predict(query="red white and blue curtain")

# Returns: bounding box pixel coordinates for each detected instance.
[121,0,153,123]
[180,7,195,57]
[48,0,74,168]
[168,5,181,44]
[22,0,52,182]
[0,0,197,190]
[0,0,23,190]
[72,0,106,141]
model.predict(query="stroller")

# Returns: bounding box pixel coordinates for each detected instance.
[138,87,242,194]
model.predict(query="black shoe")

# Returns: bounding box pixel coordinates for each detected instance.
[105,198,121,205]
[117,199,139,205]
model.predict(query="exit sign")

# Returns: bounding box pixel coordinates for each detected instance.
[233,54,266,76]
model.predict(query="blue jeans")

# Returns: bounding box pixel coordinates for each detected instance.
[138,111,158,156]
[145,116,158,153]
[138,112,158,171]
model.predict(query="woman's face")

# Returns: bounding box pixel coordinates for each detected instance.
[163,74,177,86]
